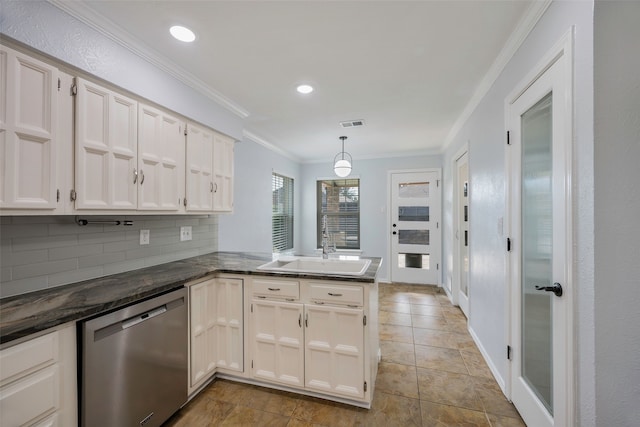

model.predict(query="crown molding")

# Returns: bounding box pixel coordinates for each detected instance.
[242,130,302,162]
[47,0,250,119]
[441,0,553,152]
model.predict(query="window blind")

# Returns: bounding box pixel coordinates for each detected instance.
[272,173,294,252]
[317,179,360,249]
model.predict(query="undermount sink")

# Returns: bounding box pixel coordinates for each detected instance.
[257,256,371,276]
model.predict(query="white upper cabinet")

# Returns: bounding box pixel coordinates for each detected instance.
[185,122,214,212]
[75,77,137,210]
[0,44,58,209]
[138,104,185,211]
[213,133,234,212]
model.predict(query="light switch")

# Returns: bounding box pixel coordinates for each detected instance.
[140,229,150,245]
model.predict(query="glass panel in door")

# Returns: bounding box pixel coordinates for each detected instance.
[521,92,553,413]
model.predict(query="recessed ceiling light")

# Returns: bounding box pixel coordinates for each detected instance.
[296,84,314,94]
[170,25,196,43]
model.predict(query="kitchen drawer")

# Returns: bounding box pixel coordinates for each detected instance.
[308,283,363,306]
[252,279,299,300]
[0,364,60,426]
[0,332,57,385]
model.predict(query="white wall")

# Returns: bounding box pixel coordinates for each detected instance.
[441,1,595,424]
[594,2,640,425]
[0,0,243,139]
[300,155,442,282]
[218,139,301,253]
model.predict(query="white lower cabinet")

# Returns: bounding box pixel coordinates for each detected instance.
[188,276,243,394]
[248,277,377,406]
[0,324,77,427]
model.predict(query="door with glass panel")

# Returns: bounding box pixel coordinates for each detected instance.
[390,171,441,285]
[456,153,470,318]
[507,36,572,427]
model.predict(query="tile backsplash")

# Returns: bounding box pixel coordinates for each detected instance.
[0,215,218,298]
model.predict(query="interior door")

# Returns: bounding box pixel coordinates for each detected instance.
[456,153,470,317]
[390,170,441,285]
[507,36,572,427]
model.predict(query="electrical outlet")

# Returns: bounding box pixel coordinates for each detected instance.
[180,226,192,242]
[140,229,150,245]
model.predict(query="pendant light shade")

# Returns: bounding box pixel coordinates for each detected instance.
[333,136,352,177]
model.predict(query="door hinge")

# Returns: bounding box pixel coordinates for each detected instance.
[363,315,367,326]
[57,78,61,91]
[56,189,60,202]
[251,360,254,369]
[437,179,440,188]
[507,345,512,360]
[437,221,439,229]
[183,198,187,207]
[70,189,77,202]
[507,130,511,145]
[506,237,512,252]
[364,381,368,392]
[250,303,253,313]
[437,263,439,270]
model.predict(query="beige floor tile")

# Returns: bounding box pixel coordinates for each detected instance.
[409,293,440,306]
[412,314,449,330]
[237,384,301,416]
[413,328,461,350]
[380,340,416,366]
[376,362,420,399]
[420,400,491,427]
[220,405,291,426]
[379,301,412,314]
[417,367,483,411]
[379,310,413,326]
[411,304,444,317]
[486,413,527,427]
[380,323,415,343]
[473,377,522,419]
[445,318,469,334]
[202,378,254,403]
[164,394,235,426]
[290,397,358,427]
[354,391,422,427]
[414,344,469,374]
[461,350,493,379]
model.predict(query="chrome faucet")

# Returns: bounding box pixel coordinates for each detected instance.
[321,215,336,259]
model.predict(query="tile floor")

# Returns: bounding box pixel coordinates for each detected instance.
[164,283,526,426]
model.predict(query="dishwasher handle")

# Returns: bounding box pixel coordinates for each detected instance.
[122,305,167,329]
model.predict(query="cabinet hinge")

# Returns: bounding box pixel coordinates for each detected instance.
[71,82,78,96]
[507,345,512,360]
[437,263,439,270]
[363,315,367,326]
[57,78,61,91]
[56,189,60,202]
[364,381,367,392]
[184,126,188,136]
[252,360,254,369]
[250,303,253,313]
[507,237,512,252]
[183,198,187,207]
[437,179,440,188]
[507,130,511,145]
[70,189,77,202]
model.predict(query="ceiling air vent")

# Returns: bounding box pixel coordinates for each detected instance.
[339,119,365,128]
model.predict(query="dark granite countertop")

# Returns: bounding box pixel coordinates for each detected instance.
[0,251,381,346]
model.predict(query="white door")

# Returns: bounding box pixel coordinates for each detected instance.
[185,122,213,212]
[507,34,573,427]
[455,153,470,317]
[305,304,364,399]
[390,170,441,285]
[0,44,58,209]
[212,133,234,212]
[137,104,185,211]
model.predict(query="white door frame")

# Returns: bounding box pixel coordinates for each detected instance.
[505,29,574,426]
[450,143,469,307]
[387,168,441,286]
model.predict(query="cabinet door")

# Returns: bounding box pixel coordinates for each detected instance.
[138,104,185,210]
[75,77,137,209]
[251,299,304,387]
[185,123,214,211]
[305,304,365,399]
[213,277,243,372]
[212,133,234,212]
[189,280,216,387]
[0,44,58,209]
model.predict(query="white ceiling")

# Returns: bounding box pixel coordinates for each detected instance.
[61,0,537,162]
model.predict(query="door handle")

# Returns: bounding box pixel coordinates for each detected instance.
[535,282,563,297]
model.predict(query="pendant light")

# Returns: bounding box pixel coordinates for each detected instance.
[333,136,352,177]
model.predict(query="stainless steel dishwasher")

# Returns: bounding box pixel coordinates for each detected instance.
[80,288,187,427]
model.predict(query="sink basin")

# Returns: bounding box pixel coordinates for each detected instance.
[257,257,371,276]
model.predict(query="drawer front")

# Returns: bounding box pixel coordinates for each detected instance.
[252,279,299,300]
[0,365,60,426]
[308,283,363,306]
[0,332,57,384]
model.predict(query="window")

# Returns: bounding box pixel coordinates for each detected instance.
[272,173,294,252]
[317,179,360,249]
